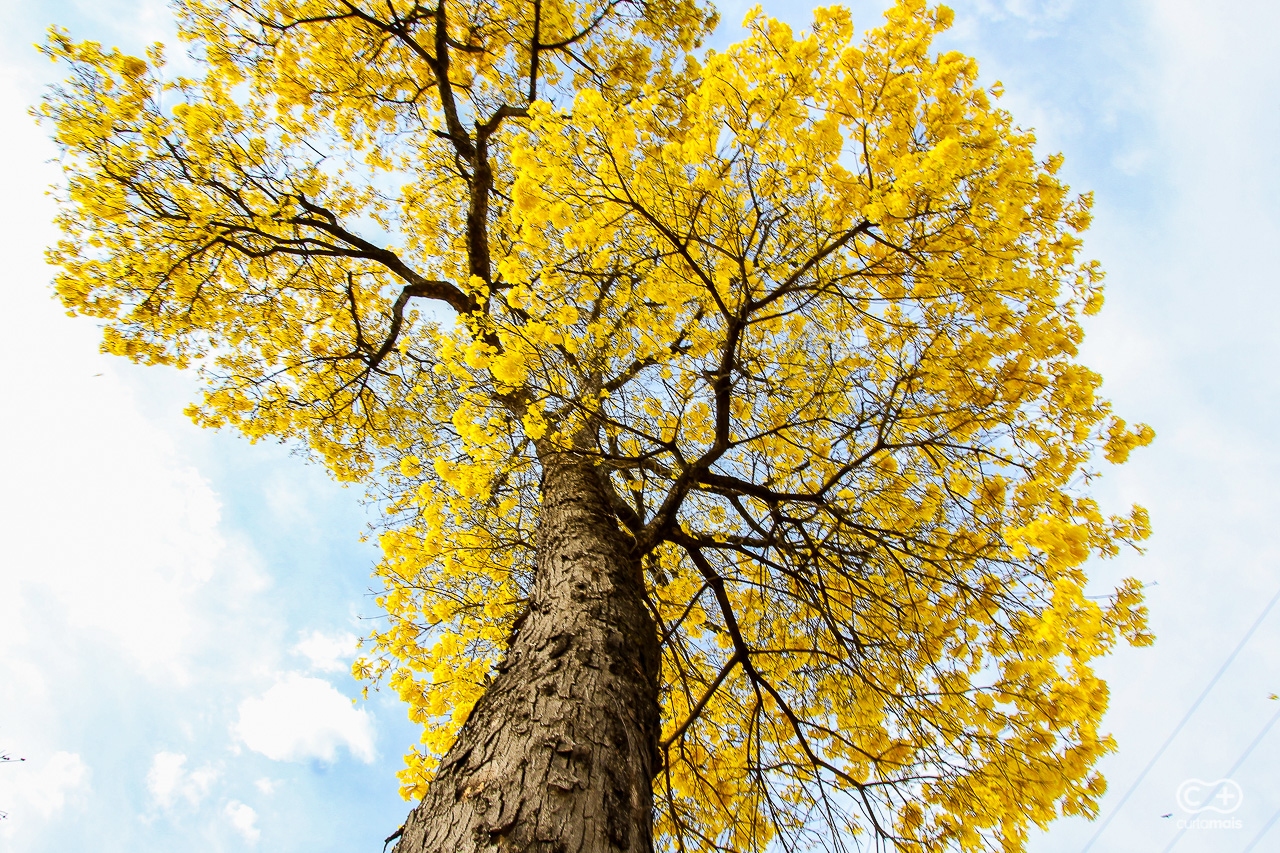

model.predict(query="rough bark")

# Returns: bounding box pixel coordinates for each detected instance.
[394,457,662,853]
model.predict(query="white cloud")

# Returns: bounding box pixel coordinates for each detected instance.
[0,9,379,853]
[233,674,375,764]
[224,800,260,845]
[0,114,228,679]
[145,752,218,809]
[0,751,90,834]
[293,630,359,673]
[26,752,90,819]
[0,385,227,679]
[253,777,277,796]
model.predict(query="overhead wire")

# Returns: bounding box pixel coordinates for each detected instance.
[1241,805,1280,852]
[1081,583,1280,852]
[1159,702,1280,852]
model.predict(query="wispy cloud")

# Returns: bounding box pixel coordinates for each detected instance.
[145,752,219,809]
[224,800,261,845]
[0,751,89,836]
[234,674,375,764]
[294,631,359,674]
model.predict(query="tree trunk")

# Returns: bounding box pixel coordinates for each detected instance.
[394,457,662,853]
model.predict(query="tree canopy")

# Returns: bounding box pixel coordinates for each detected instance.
[39,0,1153,850]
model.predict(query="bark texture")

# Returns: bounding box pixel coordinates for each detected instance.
[395,458,662,853]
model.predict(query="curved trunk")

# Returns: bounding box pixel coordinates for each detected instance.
[395,458,661,853]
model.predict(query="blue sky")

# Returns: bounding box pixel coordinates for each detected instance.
[0,1,1277,851]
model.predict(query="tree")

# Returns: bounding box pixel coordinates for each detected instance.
[37,0,1155,850]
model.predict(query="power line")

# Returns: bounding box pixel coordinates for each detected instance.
[1242,805,1280,852]
[1081,583,1280,852]
[1159,702,1280,852]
